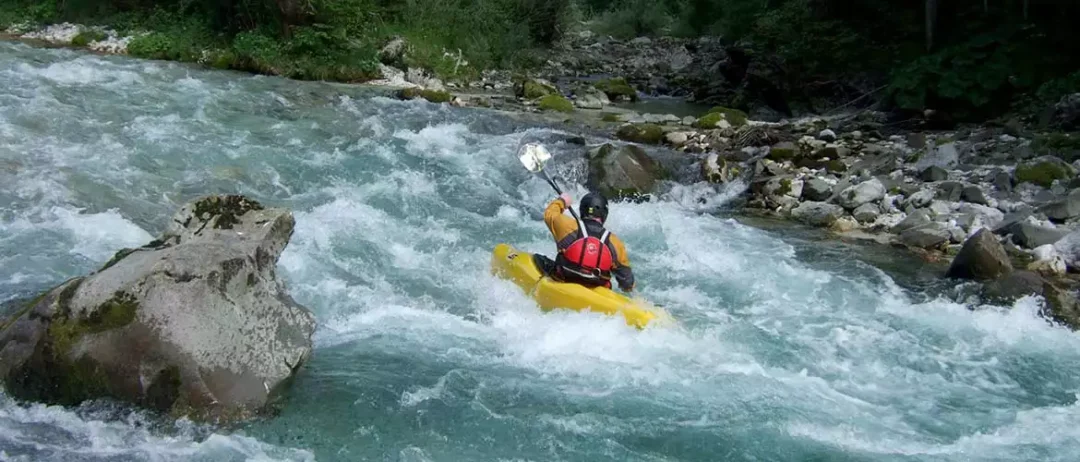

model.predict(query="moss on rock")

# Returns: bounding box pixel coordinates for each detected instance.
[99,248,137,272]
[538,94,574,113]
[826,160,848,173]
[593,78,637,102]
[396,87,453,104]
[706,106,748,126]
[1016,160,1070,188]
[71,30,107,47]
[777,178,793,196]
[768,142,799,161]
[694,112,723,129]
[601,113,620,122]
[192,195,264,230]
[522,79,557,99]
[615,123,664,144]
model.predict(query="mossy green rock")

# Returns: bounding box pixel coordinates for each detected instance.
[0,195,316,424]
[397,87,453,104]
[538,94,574,113]
[593,78,638,102]
[706,106,749,127]
[768,141,799,161]
[616,123,664,144]
[517,78,558,99]
[1015,158,1073,188]
[71,30,107,47]
[694,112,724,129]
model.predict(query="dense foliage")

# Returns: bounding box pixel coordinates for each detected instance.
[0,0,572,81]
[1,0,1077,120]
[587,0,1080,120]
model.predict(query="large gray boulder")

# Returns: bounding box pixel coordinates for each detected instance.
[946,228,1012,280]
[837,178,885,210]
[791,201,845,227]
[0,195,316,423]
[587,143,665,200]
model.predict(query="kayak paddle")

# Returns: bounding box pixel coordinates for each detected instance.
[517,142,584,223]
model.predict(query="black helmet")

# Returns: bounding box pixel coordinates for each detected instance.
[578,192,609,223]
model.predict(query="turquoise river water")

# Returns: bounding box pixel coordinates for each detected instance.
[1,41,1080,461]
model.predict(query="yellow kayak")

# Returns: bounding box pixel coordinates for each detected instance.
[490,243,671,329]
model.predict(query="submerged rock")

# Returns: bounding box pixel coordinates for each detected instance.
[0,195,316,424]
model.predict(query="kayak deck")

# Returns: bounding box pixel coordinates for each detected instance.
[490,243,667,329]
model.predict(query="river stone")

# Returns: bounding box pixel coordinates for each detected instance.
[0,195,316,423]
[946,228,1012,280]
[920,166,949,182]
[795,179,826,201]
[665,131,689,147]
[701,153,738,184]
[852,203,880,223]
[818,129,837,142]
[1054,229,1080,270]
[937,181,964,202]
[1028,244,1067,276]
[1042,282,1080,329]
[587,143,664,200]
[791,201,845,227]
[961,186,988,205]
[1039,188,1080,222]
[904,188,936,209]
[764,176,803,199]
[899,222,951,249]
[891,209,933,234]
[837,178,885,210]
[574,94,604,110]
[914,142,960,171]
[957,203,1005,231]
[993,170,1013,192]
[1011,221,1068,249]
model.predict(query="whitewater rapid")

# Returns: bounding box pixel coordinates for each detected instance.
[2,41,1080,462]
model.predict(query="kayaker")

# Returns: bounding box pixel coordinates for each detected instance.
[535,191,635,293]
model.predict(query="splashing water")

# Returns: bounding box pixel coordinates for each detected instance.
[2,41,1080,462]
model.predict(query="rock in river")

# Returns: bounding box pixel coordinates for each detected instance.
[0,195,316,424]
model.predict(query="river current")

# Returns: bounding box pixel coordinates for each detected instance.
[1,41,1079,462]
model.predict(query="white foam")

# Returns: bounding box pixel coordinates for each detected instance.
[0,396,313,461]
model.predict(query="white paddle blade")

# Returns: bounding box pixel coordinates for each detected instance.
[517,142,552,173]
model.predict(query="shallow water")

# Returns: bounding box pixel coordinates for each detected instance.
[1,41,1080,462]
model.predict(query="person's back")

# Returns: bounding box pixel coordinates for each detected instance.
[540,191,635,292]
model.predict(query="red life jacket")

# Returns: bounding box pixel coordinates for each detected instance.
[556,216,613,287]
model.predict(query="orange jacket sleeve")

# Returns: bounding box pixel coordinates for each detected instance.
[544,197,578,242]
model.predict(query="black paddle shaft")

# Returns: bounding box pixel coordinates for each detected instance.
[539,169,583,224]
